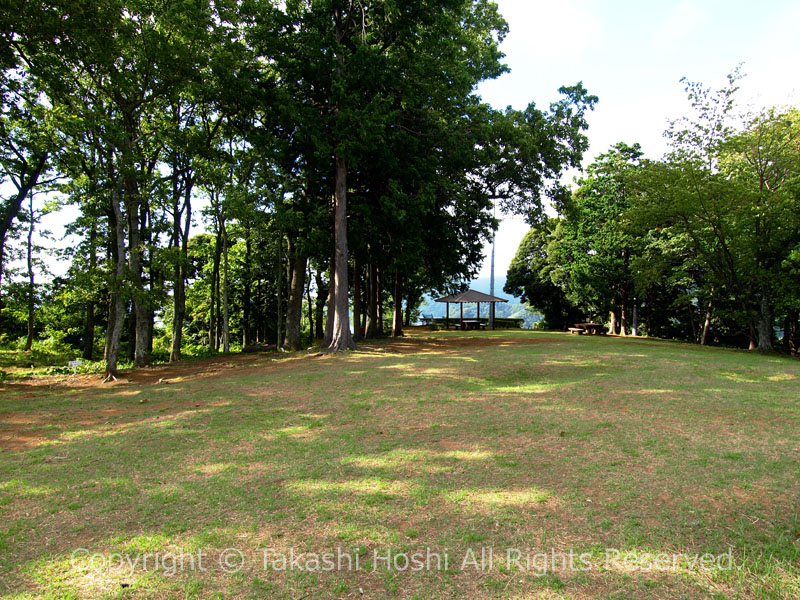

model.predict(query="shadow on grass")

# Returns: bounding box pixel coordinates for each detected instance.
[1,333,799,598]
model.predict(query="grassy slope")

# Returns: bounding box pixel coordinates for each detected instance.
[0,331,798,599]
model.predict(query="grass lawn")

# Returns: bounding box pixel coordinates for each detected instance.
[0,330,798,599]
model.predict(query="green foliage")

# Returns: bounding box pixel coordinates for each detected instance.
[507,71,800,350]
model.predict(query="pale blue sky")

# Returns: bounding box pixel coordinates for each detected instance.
[477,0,800,282]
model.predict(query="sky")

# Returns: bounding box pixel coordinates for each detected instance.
[11,0,800,288]
[475,0,800,285]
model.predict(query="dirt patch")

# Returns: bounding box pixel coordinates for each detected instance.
[0,335,554,453]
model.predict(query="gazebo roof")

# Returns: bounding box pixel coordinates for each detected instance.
[435,289,508,304]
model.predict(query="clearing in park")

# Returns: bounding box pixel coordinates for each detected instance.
[1,330,798,599]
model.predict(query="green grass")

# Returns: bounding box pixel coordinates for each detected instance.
[0,330,798,599]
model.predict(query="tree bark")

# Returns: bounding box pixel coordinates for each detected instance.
[353,258,363,341]
[608,310,617,335]
[210,220,222,352]
[83,218,97,360]
[327,155,354,351]
[170,178,192,362]
[242,228,252,347]
[105,184,127,378]
[756,294,773,352]
[365,260,378,338]
[221,217,230,353]
[24,192,35,352]
[701,293,713,346]
[283,240,307,350]
[315,270,327,341]
[392,273,403,337]
[306,263,314,346]
[324,254,335,346]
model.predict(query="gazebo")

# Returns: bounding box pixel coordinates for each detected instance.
[435,289,508,330]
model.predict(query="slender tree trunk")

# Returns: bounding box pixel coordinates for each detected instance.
[210,221,222,352]
[619,299,628,337]
[243,228,252,347]
[83,219,97,360]
[306,263,314,346]
[353,258,363,341]
[170,178,192,362]
[365,260,378,338]
[324,255,335,346]
[24,192,35,351]
[376,264,384,336]
[105,183,127,379]
[221,217,230,353]
[392,273,404,337]
[284,240,307,351]
[328,157,354,351]
[701,293,713,346]
[276,234,283,349]
[315,271,327,341]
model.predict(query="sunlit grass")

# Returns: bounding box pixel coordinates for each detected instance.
[0,330,798,598]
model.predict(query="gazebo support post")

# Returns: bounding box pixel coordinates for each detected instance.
[446,302,449,330]
[460,303,463,330]
[492,302,496,330]
[477,302,481,323]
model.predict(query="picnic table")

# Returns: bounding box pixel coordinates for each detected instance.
[575,322,605,335]
[461,320,486,331]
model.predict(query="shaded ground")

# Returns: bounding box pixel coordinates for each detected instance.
[0,331,798,599]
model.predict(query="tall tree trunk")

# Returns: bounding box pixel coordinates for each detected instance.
[756,294,774,352]
[365,260,378,338]
[283,239,307,351]
[276,234,283,349]
[608,310,617,335]
[701,293,713,346]
[24,192,35,352]
[392,273,403,337]
[105,184,127,379]
[221,217,230,353]
[170,178,192,362]
[83,218,97,360]
[210,222,222,352]
[328,156,354,351]
[306,263,314,346]
[619,299,628,336]
[324,255,335,346]
[353,258,363,341]
[315,270,327,341]
[376,264,384,336]
[124,190,149,367]
[748,321,758,351]
[242,228,252,347]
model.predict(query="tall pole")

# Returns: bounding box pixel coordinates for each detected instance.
[489,200,497,329]
[489,199,496,328]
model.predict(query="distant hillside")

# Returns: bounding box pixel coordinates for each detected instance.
[418,276,542,328]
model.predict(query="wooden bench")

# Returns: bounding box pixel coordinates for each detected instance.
[568,327,585,335]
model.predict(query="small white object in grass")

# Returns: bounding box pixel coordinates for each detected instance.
[68,359,83,374]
